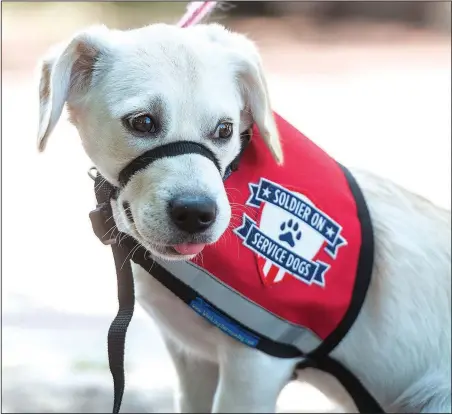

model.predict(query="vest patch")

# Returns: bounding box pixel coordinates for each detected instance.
[234,178,347,288]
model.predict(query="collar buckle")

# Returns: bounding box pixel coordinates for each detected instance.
[88,167,98,181]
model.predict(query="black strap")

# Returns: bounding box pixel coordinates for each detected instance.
[297,357,384,413]
[307,164,375,360]
[90,175,135,414]
[119,141,222,187]
[108,242,135,414]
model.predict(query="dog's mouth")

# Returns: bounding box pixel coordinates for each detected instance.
[129,222,210,260]
[172,243,206,255]
[142,241,207,261]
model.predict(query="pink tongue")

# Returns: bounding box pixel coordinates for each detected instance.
[173,243,206,255]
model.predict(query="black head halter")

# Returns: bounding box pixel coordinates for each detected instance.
[119,131,251,189]
[119,141,222,187]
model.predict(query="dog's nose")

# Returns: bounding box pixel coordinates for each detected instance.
[169,195,217,233]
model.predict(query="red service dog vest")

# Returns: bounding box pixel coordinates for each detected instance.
[91,112,376,413]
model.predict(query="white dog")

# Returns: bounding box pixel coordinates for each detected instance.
[37,23,451,413]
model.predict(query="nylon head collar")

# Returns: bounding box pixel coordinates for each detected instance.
[118,141,222,188]
[115,130,251,191]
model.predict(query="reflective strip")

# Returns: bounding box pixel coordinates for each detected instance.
[152,257,322,354]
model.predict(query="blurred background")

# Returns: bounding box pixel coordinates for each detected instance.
[2,1,451,412]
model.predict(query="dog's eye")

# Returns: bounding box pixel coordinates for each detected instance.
[128,114,157,134]
[215,122,233,139]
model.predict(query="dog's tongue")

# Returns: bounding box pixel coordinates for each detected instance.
[173,243,206,255]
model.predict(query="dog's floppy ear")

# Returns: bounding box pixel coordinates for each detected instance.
[193,24,283,164]
[37,25,110,152]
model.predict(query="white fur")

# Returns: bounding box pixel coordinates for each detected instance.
[37,23,451,413]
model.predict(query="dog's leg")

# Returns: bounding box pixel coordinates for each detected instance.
[165,339,219,413]
[212,341,298,413]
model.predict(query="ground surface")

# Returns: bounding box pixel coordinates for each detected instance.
[2,11,450,413]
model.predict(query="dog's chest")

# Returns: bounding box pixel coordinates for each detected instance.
[132,262,221,360]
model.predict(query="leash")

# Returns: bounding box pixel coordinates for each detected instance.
[89,171,134,413]
[91,180,134,414]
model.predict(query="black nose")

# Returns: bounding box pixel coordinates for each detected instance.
[169,195,217,234]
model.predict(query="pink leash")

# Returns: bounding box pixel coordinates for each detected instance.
[178,1,218,27]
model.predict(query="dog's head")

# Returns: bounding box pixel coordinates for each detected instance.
[37,23,282,260]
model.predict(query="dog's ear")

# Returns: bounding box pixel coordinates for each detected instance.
[37,25,110,152]
[192,24,283,164]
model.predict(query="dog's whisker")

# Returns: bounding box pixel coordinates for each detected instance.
[102,224,118,240]
[121,244,140,271]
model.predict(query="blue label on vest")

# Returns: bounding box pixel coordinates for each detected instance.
[189,297,260,347]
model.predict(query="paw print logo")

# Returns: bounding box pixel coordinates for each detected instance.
[279,219,302,248]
